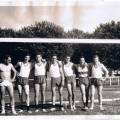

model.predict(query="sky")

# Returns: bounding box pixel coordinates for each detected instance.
[0,1,120,33]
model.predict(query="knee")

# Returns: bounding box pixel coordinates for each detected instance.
[91,94,94,97]
[81,92,85,96]
[98,93,102,97]
[10,94,14,99]
[1,94,5,99]
[19,92,22,96]
[25,93,29,97]
[68,92,72,97]
[52,92,56,97]
[35,92,39,97]
[41,92,45,97]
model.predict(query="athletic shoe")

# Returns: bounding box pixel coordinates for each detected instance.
[60,107,65,111]
[70,106,74,111]
[73,106,77,110]
[51,107,56,111]
[71,108,74,111]
[100,107,104,111]
[12,110,17,115]
[35,109,39,113]
[89,107,93,110]
[42,109,47,112]
[19,109,23,112]
[27,110,32,113]
[84,106,88,110]
[0,110,5,114]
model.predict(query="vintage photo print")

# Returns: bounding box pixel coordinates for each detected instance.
[0,1,120,120]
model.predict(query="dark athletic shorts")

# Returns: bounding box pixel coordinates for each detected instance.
[51,77,62,87]
[79,77,89,86]
[65,75,76,84]
[91,78,103,87]
[34,75,46,84]
[17,76,29,86]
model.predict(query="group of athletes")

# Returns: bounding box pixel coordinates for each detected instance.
[0,52,108,115]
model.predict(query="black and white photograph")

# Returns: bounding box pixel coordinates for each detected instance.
[0,0,120,119]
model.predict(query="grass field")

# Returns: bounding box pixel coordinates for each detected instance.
[1,85,120,116]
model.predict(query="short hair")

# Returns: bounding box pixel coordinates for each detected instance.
[4,55,12,60]
[80,56,85,59]
[24,52,30,57]
[65,53,71,58]
[93,55,99,59]
[35,52,42,57]
[51,53,57,58]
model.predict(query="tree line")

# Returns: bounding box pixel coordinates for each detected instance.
[0,20,120,38]
[0,42,120,76]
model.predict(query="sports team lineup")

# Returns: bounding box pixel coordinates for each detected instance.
[0,51,112,116]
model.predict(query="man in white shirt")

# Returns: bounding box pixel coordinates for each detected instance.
[63,56,76,111]
[89,55,108,110]
[46,54,64,111]
[0,55,17,114]
[15,53,32,113]
[33,52,47,112]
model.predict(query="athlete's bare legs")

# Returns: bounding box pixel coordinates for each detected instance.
[72,82,76,109]
[18,85,23,110]
[67,84,72,109]
[89,85,95,110]
[0,86,5,113]
[97,86,103,110]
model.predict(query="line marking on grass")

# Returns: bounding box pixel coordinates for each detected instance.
[44,98,120,104]
[115,91,120,93]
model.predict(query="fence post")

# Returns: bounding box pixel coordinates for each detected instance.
[118,77,119,86]
[110,77,111,86]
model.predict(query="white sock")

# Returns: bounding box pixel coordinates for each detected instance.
[11,106,15,111]
[2,106,5,111]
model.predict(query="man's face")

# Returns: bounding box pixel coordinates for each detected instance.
[24,56,30,62]
[52,56,57,63]
[65,56,70,63]
[80,58,85,64]
[36,55,42,62]
[93,57,99,64]
[6,57,11,65]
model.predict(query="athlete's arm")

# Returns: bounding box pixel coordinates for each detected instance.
[101,64,108,80]
[11,64,17,82]
[72,64,76,77]
[59,67,64,86]
[57,60,63,67]
[87,64,91,77]
[46,62,49,72]
[14,62,20,68]
[44,61,47,79]
[30,62,35,70]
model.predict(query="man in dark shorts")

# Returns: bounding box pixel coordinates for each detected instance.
[63,55,76,111]
[46,54,64,111]
[89,55,108,110]
[15,53,32,113]
[78,56,89,110]
[33,52,47,112]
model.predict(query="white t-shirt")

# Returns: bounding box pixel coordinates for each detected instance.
[91,63,105,78]
[0,63,13,81]
[34,62,46,76]
[49,63,60,78]
[78,64,88,77]
[18,62,31,78]
[63,62,74,77]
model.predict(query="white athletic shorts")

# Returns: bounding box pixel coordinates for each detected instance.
[0,80,12,87]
